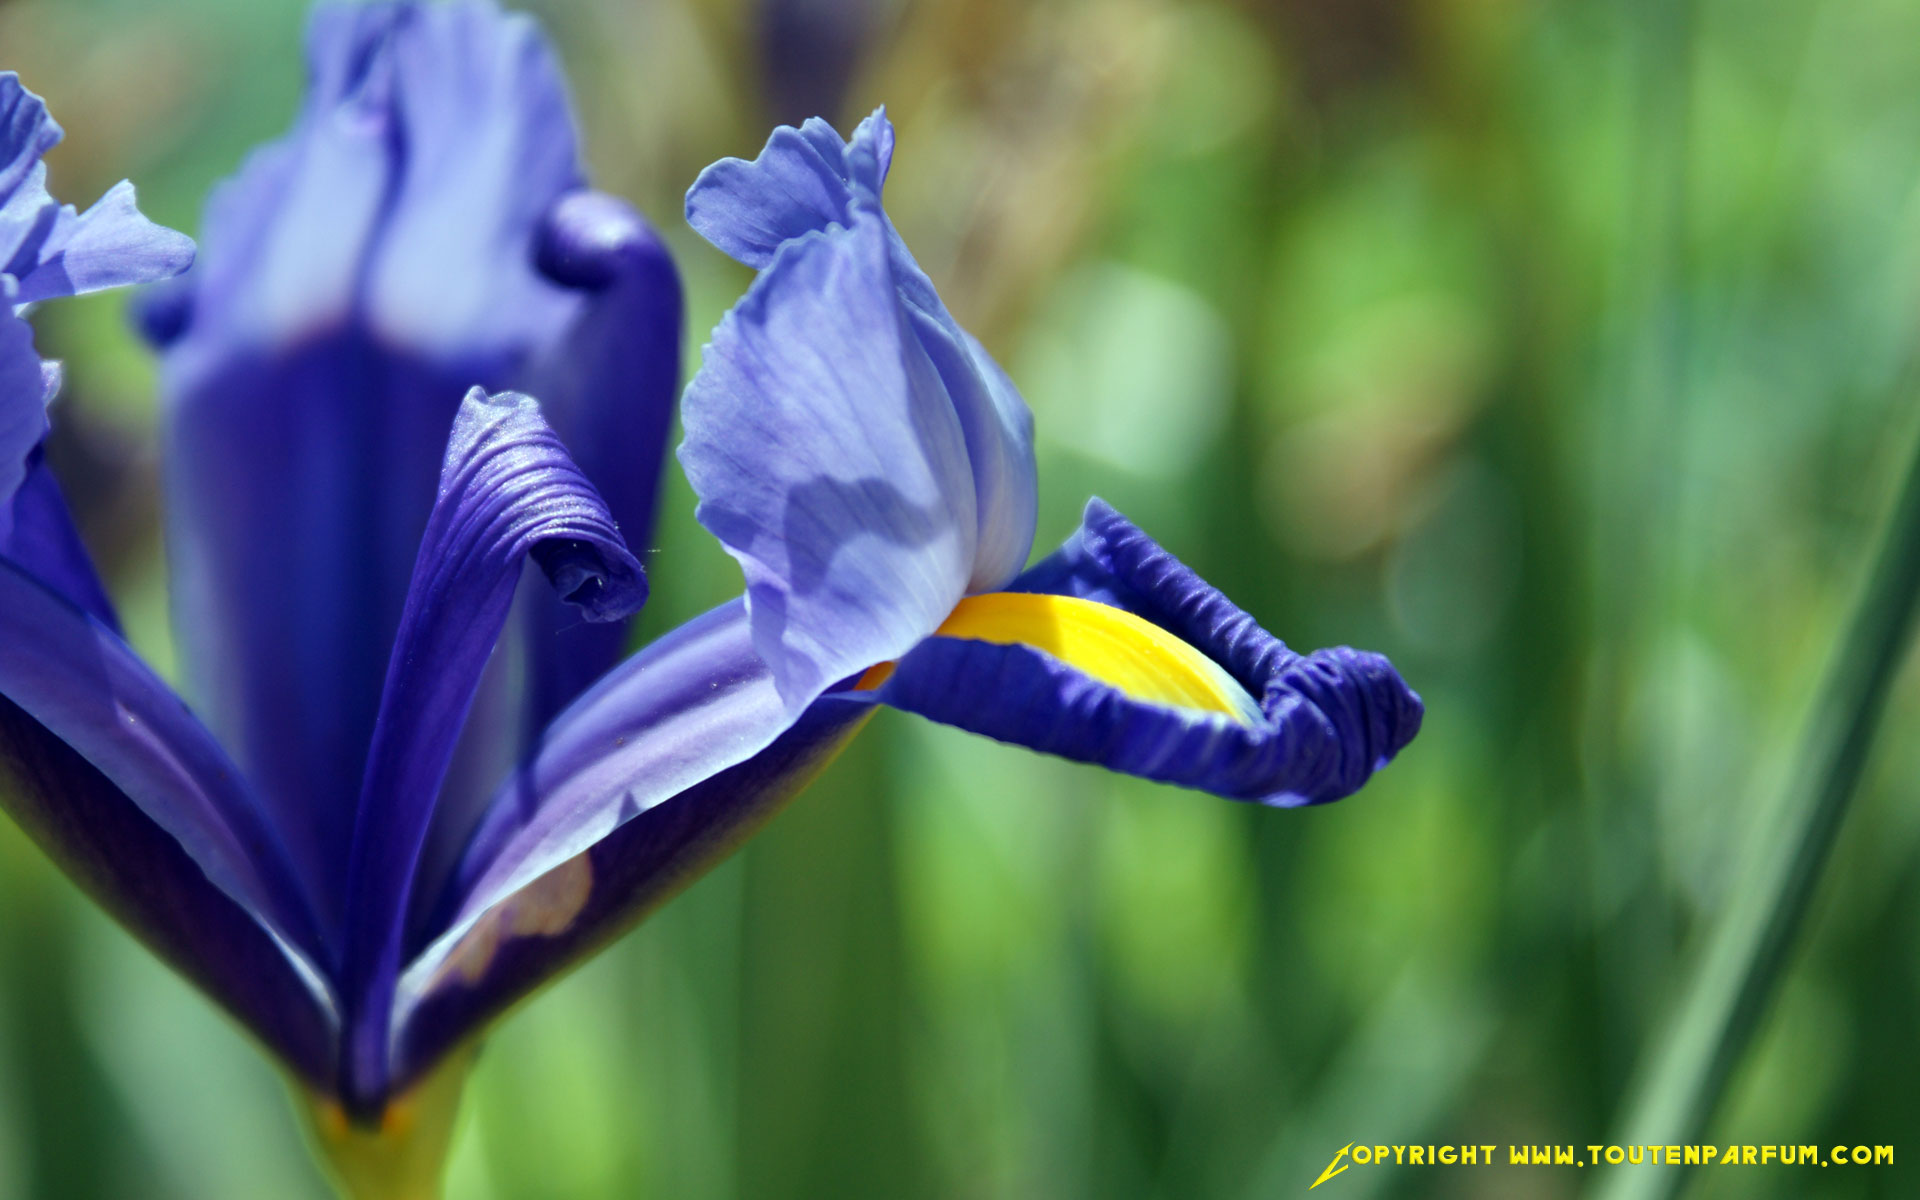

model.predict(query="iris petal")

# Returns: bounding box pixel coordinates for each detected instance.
[339,387,642,1111]
[0,308,44,539]
[150,1,642,934]
[863,591,1264,725]
[684,108,1036,596]
[515,190,683,733]
[0,558,331,997]
[679,206,978,710]
[871,500,1424,805]
[393,597,868,1087]
[0,693,337,1088]
[1,451,119,629]
[9,180,195,305]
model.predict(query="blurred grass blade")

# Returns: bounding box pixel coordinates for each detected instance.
[1596,417,1920,1200]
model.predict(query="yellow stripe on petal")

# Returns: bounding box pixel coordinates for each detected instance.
[860,592,1263,725]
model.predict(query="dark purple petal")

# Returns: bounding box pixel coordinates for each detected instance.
[685,109,1035,593]
[0,557,328,969]
[150,1,629,937]
[338,387,642,1112]
[1,450,119,630]
[873,499,1424,805]
[678,208,979,710]
[516,190,683,733]
[0,693,337,1088]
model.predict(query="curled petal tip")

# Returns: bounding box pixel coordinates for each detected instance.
[1276,647,1423,804]
[535,190,670,291]
[531,536,647,623]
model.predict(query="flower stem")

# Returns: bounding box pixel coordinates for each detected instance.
[1595,416,1920,1200]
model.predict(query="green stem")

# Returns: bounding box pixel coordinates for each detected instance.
[1594,417,1920,1200]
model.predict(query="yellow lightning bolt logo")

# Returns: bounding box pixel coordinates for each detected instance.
[1310,1144,1354,1190]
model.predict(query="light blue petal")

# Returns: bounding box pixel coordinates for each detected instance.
[685,109,1035,593]
[678,207,978,709]
[10,181,196,304]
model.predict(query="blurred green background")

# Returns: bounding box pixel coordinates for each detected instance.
[4,0,1920,1195]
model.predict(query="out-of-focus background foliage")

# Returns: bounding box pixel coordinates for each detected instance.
[3,0,1919,1195]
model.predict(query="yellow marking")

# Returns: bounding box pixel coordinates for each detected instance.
[303,1044,474,1200]
[858,592,1261,723]
[435,854,595,989]
[1311,1144,1354,1189]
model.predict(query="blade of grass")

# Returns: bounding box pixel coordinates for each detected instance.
[1594,415,1920,1200]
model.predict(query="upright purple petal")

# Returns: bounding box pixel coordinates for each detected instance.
[517,190,683,733]
[678,207,978,710]
[872,499,1423,805]
[149,2,677,939]
[685,109,1036,595]
[338,387,642,1113]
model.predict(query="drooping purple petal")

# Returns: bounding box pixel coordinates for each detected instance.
[0,558,328,973]
[685,109,1036,594]
[149,1,643,940]
[516,189,683,733]
[678,206,978,710]
[392,597,869,1089]
[336,387,642,1111]
[0,694,337,1088]
[873,498,1423,805]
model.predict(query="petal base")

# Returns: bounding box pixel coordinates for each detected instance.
[303,1041,473,1200]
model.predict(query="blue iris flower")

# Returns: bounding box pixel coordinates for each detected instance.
[0,0,1421,1189]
